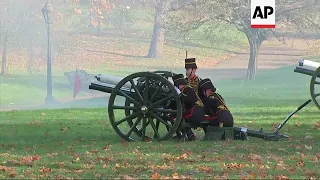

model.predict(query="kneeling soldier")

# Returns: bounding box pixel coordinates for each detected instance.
[172,74,205,141]
[199,78,234,128]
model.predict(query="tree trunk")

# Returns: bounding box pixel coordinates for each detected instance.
[1,35,8,76]
[245,32,263,80]
[146,1,164,59]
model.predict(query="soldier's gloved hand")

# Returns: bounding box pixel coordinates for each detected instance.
[175,86,181,95]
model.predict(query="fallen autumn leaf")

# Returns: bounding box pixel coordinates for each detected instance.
[151,172,160,179]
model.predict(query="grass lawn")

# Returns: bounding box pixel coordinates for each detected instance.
[0,66,319,179]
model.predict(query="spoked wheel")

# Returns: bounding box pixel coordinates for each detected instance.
[124,70,178,136]
[108,72,182,141]
[137,71,177,85]
[310,65,320,110]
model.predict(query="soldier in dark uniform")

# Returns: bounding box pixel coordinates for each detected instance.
[198,78,234,128]
[172,74,205,141]
[185,58,203,99]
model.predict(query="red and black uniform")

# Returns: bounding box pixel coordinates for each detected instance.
[202,92,233,127]
[172,73,204,141]
[185,75,202,97]
[185,58,204,100]
[198,78,234,127]
[179,85,204,128]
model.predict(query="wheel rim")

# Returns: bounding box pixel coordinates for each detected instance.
[124,99,142,136]
[108,72,182,141]
[152,71,177,79]
[310,65,320,110]
[124,71,178,136]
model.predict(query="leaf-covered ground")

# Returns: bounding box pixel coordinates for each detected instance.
[1,66,320,179]
[0,106,319,179]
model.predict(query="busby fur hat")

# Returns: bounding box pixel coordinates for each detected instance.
[199,78,216,92]
[185,58,197,69]
[172,74,188,87]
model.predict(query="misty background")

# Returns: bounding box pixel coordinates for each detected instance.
[0,0,319,111]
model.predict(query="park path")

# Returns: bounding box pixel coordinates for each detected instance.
[0,37,317,111]
[198,37,315,82]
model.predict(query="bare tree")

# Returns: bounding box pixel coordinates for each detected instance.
[166,0,320,79]
[0,1,19,76]
[0,0,49,75]
[137,0,178,59]
[145,0,166,58]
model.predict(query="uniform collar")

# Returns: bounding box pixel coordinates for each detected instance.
[180,85,186,92]
[207,91,215,97]
[189,74,197,81]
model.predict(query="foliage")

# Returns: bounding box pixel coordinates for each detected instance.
[89,0,113,28]
[107,5,135,30]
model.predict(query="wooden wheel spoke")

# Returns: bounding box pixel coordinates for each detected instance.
[315,80,320,85]
[137,121,150,133]
[112,105,137,111]
[148,111,172,128]
[155,119,160,129]
[149,118,161,139]
[149,94,174,108]
[141,117,147,141]
[126,117,142,137]
[155,120,160,138]
[144,77,149,102]
[153,108,177,114]
[115,112,140,126]
[149,82,163,103]
[129,79,144,103]
[314,93,320,97]
[119,90,142,107]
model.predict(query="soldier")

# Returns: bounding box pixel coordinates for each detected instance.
[185,58,203,99]
[172,74,205,141]
[198,78,234,128]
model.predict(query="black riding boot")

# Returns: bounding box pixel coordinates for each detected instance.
[177,128,188,142]
[185,127,196,141]
[172,130,183,139]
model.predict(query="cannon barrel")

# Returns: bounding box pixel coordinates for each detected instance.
[298,59,320,72]
[294,59,320,77]
[88,82,133,96]
[95,74,134,89]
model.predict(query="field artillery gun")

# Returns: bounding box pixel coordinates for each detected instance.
[236,59,320,141]
[89,71,184,142]
[88,69,313,142]
[232,59,320,141]
[294,59,320,110]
